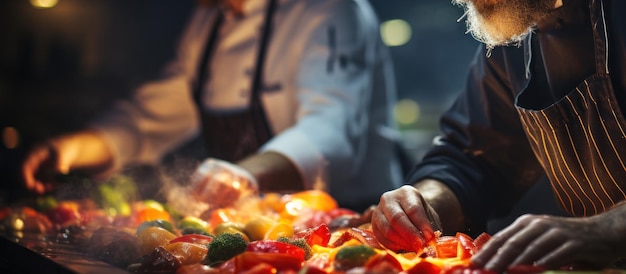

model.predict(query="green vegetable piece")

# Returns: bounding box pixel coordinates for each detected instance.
[35,196,58,212]
[180,227,212,236]
[136,219,175,235]
[203,233,248,266]
[95,174,137,216]
[333,244,377,271]
[177,216,208,230]
[276,236,312,260]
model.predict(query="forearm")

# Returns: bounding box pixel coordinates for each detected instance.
[414,179,466,235]
[68,130,116,175]
[237,151,304,193]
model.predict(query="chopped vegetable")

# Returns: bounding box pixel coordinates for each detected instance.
[276,236,312,260]
[136,219,175,235]
[136,226,177,256]
[247,240,306,261]
[203,232,249,266]
[333,244,377,271]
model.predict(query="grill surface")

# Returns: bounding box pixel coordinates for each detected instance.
[0,231,129,274]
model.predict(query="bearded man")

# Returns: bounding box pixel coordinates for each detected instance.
[372,0,626,271]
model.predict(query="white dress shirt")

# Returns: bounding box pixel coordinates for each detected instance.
[92,0,403,208]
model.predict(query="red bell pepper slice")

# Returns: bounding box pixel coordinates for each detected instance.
[435,236,459,258]
[234,252,303,272]
[293,223,331,247]
[301,255,330,274]
[246,240,306,261]
[472,232,491,254]
[364,252,403,273]
[456,232,475,259]
[330,227,383,249]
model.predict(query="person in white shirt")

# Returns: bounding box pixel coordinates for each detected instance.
[20,0,403,212]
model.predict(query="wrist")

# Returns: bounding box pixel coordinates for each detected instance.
[414,179,466,235]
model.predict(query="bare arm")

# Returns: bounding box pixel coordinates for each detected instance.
[21,130,115,194]
[237,151,305,193]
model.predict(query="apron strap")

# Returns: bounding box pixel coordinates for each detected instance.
[191,0,278,162]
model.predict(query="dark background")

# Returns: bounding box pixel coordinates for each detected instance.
[0,0,479,201]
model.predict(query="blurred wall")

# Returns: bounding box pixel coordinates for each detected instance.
[0,0,479,195]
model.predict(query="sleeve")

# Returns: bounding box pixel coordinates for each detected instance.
[88,8,214,175]
[406,45,546,234]
[260,0,381,189]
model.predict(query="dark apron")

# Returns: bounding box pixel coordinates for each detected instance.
[515,0,626,217]
[192,0,277,163]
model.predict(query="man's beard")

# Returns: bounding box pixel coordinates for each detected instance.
[453,0,555,50]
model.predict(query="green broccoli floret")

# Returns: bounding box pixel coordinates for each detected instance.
[203,233,248,266]
[276,236,312,260]
[333,244,377,271]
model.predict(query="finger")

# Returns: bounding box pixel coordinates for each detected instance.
[373,194,426,252]
[482,219,550,272]
[472,216,534,268]
[383,204,428,251]
[401,192,436,243]
[372,199,411,251]
[21,146,51,192]
[511,228,567,266]
[371,214,412,251]
[535,240,582,269]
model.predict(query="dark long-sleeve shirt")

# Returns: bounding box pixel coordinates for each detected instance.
[406,0,626,234]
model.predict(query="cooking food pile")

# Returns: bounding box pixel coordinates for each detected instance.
[0,175,496,274]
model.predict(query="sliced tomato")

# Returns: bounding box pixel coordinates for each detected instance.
[435,236,459,258]
[234,252,303,272]
[246,240,306,261]
[472,232,491,253]
[169,233,214,245]
[330,227,383,249]
[301,255,330,274]
[456,232,475,259]
[293,223,331,247]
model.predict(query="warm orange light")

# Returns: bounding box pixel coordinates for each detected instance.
[30,0,59,9]
[288,190,338,212]
[2,127,19,149]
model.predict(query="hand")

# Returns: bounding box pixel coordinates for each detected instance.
[189,158,259,209]
[371,185,442,253]
[471,211,626,272]
[21,131,114,194]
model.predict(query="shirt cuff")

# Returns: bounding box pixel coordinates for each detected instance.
[259,128,325,190]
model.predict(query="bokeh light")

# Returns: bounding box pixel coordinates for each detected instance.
[3,127,20,149]
[394,99,420,126]
[30,0,59,9]
[380,19,412,47]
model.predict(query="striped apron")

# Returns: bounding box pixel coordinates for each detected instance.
[515,0,626,217]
